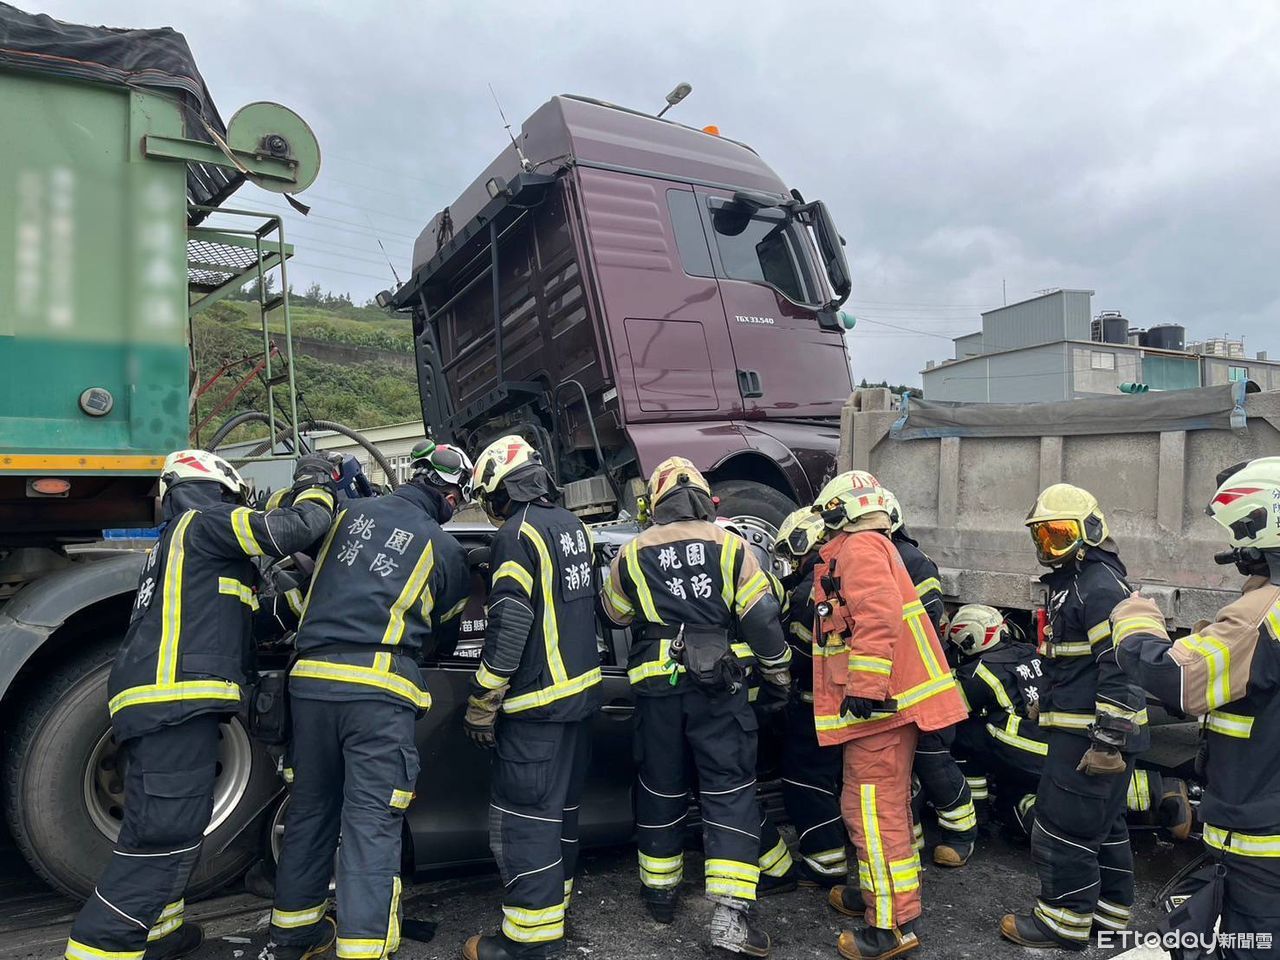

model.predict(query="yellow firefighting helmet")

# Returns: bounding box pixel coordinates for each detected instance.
[814,470,888,531]
[775,508,826,559]
[159,449,250,502]
[473,434,539,506]
[946,604,1010,656]
[1024,483,1109,565]
[881,488,905,534]
[647,456,712,511]
[1207,457,1280,551]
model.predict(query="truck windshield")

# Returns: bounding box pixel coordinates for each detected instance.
[710,205,823,307]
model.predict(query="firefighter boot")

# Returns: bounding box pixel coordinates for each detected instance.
[932,839,974,868]
[756,866,799,897]
[836,925,920,960]
[708,898,771,957]
[827,885,866,919]
[999,913,1087,951]
[797,859,844,889]
[258,917,336,960]
[144,922,205,960]
[1158,778,1194,841]
[642,887,680,925]
[462,932,555,960]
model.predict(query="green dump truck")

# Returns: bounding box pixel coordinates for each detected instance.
[0,6,320,899]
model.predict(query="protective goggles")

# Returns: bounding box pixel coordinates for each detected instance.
[1028,518,1084,562]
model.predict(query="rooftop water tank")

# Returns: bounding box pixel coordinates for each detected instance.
[1146,324,1186,352]
[1101,313,1128,345]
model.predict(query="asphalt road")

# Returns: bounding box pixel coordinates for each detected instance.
[3,827,1198,960]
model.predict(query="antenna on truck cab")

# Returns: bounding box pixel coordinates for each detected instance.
[489,84,534,172]
[657,82,693,118]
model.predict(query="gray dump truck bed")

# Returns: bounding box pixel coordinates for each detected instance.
[839,382,1280,630]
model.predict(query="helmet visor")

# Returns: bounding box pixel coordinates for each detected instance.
[1029,518,1083,563]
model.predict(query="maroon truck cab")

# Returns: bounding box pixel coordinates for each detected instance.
[392,95,853,528]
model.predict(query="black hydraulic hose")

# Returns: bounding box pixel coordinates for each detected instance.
[244,419,400,488]
[553,379,620,504]
[207,411,399,489]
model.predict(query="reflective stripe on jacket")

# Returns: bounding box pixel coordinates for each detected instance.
[1113,582,1280,833]
[811,529,967,746]
[108,486,335,741]
[472,502,603,721]
[290,484,469,711]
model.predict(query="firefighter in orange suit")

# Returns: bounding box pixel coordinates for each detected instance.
[810,472,969,960]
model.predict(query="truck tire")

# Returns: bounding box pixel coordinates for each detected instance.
[712,479,798,532]
[2,641,276,901]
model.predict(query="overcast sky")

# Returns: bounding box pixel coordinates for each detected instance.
[42,0,1280,385]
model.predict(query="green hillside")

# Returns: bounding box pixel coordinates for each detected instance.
[191,297,422,448]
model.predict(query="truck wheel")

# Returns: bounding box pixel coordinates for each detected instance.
[2,642,276,901]
[712,479,798,542]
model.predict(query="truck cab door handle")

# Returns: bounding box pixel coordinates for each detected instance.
[737,369,763,399]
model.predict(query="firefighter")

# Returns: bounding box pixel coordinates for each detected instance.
[812,472,968,960]
[1110,457,1280,958]
[999,484,1150,950]
[602,457,791,957]
[946,604,1191,845]
[264,446,471,960]
[772,508,848,887]
[881,490,976,868]
[65,450,337,960]
[461,436,605,960]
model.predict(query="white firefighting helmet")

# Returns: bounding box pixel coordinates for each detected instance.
[647,456,712,511]
[947,604,1010,656]
[159,450,249,502]
[881,488,905,534]
[1025,483,1109,565]
[1208,457,1280,551]
[775,508,826,559]
[814,470,888,531]
[410,439,474,499]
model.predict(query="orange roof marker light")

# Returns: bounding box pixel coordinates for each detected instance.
[702,125,721,136]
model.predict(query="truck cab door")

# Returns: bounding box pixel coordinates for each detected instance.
[695,188,853,417]
[575,168,742,422]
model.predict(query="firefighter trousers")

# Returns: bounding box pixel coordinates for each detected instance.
[1212,843,1280,960]
[270,697,418,959]
[66,715,221,960]
[635,686,761,902]
[1026,731,1135,946]
[912,726,976,846]
[841,724,922,931]
[778,698,846,881]
[488,717,592,949]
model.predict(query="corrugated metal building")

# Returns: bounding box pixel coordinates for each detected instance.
[922,289,1280,401]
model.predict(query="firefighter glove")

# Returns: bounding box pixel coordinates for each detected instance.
[464,686,507,749]
[756,664,792,714]
[1025,700,1040,724]
[293,453,341,492]
[1076,743,1127,776]
[840,695,878,720]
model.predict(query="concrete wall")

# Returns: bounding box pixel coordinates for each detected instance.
[1203,357,1280,391]
[980,288,1093,353]
[923,342,1070,402]
[1069,342,1139,395]
[841,386,1280,628]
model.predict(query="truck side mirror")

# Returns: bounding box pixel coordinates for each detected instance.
[813,201,851,307]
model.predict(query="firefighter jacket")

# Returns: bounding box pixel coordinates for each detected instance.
[289,484,469,711]
[471,501,604,721]
[812,529,967,746]
[602,519,790,696]
[1112,581,1280,845]
[892,531,946,634]
[955,644,1049,767]
[784,560,818,697]
[108,482,335,742]
[1037,548,1150,751]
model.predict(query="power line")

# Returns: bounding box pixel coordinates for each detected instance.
[853,317,956,341]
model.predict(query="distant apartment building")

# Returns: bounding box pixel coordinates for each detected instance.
[922,289,1280,402]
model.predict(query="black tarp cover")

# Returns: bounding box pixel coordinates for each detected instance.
[892,381,1259,440]
[0,3,237,211]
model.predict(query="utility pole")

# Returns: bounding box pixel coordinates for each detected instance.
[1003,278,1007,306]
